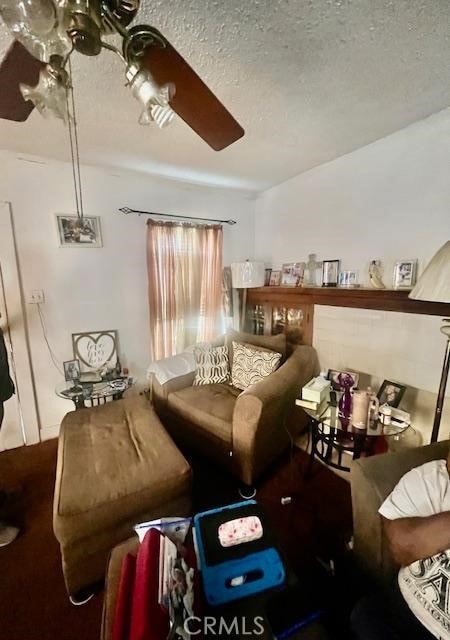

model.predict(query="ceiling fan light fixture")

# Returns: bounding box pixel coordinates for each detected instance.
[67,0,104,56]
[20,63,70,123]
[0,0,57,37]
[0,0,71,62]
[125,63,176,130]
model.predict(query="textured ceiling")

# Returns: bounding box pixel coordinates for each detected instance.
[0,0,450,192]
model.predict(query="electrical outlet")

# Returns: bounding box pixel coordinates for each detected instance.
[29,290,45,304]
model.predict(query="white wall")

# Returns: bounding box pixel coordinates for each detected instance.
[254,108,450,442]
[0,151,255,438]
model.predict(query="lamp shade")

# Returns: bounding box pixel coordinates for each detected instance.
[231,261,265,288]
[409,241,450,303]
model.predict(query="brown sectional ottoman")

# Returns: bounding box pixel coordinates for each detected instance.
[53,396,192,597]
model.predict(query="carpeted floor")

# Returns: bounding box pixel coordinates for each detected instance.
[0,439,352,640]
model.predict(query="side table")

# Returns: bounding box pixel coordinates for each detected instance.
[305,402,410,472]
[56,376,134,410]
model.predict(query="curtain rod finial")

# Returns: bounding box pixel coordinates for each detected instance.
[119,207,132,214]
[227,220,237,225]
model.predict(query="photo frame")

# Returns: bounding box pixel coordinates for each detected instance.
[377,379,406,408]
[281,262,305,287]
[72,330,118,372]
[269,270,281,286]
[322,259,340,287]
[63,359,81,382]
[264,268,272,286]
[393,260,418,290]
[56,214,103,248]
[338,270,359,288]
[327,369,359,391]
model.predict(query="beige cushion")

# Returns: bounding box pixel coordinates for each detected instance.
[226,329,287,366]
[168,384,238,444]
[193,344,230,385]
[231,341,282,391]
[54,397,192,546]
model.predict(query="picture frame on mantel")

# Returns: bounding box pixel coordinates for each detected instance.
[393,259,418,290]
[269,270,281,286]
[56,214,103,248]
[322,259,340,287]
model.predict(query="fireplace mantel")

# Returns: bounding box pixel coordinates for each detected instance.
[245,287,450,346]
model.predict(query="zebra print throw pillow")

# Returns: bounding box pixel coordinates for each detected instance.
[231,341,282,391]
[193,344,230,385]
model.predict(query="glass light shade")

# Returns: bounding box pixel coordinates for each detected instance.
[231,262,265,288]
[0,0,71,61]
[409,241,450,303]
[126,64,176,130]
[0,0,57,36]
[20,66,69,122]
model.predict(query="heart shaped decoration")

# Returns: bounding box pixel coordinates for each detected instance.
[74,332,117,370]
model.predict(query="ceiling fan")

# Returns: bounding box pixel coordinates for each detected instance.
[0,0,244,151]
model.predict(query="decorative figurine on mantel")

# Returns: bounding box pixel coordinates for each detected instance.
[304,253,322,287]
[369,259,386,289]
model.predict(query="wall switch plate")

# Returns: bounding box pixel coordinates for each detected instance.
[29,290,45,304]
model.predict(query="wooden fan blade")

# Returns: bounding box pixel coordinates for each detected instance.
[0,40,44,122]
[141,31,244,151]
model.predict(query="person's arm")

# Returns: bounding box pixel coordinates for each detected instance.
[382,512,450,566]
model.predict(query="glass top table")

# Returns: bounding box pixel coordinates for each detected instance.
[56,377,133,410]
[304,401,411,472]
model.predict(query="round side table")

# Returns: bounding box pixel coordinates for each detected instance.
[56,377,134,410]
[305,403,410,472]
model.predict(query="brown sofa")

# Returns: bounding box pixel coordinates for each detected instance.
[351,438,450,586]
[152,330,319,486]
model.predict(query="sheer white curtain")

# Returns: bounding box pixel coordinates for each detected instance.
[147,220,223,360]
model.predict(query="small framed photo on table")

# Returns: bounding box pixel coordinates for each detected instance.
[327,369,359,391]
[322,260,340,287]
[64,359,81,382]
[377,379,406,407]
[393,260,417,289]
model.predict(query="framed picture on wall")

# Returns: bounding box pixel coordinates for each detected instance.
[56,214,103,248]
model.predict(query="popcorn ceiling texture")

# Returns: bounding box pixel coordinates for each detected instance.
[0,0,449,190]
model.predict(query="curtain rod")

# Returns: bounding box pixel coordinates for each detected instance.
[118,207,237,225]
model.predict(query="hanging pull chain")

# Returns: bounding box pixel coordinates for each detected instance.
[65,58,84,220]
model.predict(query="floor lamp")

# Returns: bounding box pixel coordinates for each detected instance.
[231,262,265,331]
[409,241,450,443]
